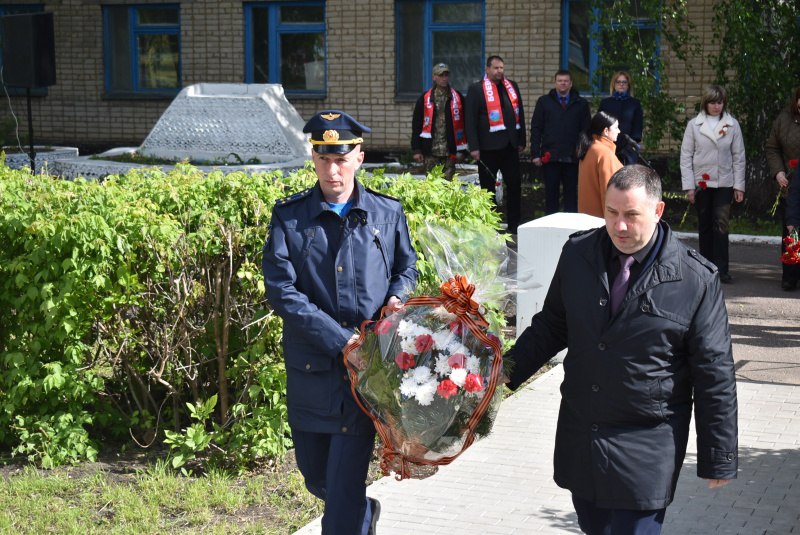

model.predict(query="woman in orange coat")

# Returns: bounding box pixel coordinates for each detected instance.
[577,111,624,217]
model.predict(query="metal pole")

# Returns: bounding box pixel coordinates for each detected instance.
[26,87,36,175]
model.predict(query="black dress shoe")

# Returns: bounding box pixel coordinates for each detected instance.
[367,497,381,534]
[719,273,732,284]
[781,280,797,291]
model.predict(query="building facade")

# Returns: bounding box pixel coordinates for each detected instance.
[0,0,717,154]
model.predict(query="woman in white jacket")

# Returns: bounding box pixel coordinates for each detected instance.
[681,85,746,283]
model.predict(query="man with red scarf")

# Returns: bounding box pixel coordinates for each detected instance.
[465,55,526,234]
[411,62,468,180]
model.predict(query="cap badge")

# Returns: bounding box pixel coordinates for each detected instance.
[322,129,340,142]
[321,112,341,121]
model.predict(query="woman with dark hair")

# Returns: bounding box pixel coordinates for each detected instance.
[765,85,800,291]
[680,84,745,284]
[577,111,624,217]
[598,71,644,165]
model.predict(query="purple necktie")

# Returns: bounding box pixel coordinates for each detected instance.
[610,255,635,315]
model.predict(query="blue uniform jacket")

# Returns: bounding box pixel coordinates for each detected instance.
[263,181,418,434]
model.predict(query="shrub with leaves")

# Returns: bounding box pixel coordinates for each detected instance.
[0,162,501,469]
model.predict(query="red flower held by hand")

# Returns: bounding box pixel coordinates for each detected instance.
[541,151,552,164]
[436,379,458,399]
[789,159,799,170]
[395,351,415,370]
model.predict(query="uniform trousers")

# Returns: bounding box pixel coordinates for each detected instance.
[572,495,666,535]
[293,429,375,535]
[543,161,579,214]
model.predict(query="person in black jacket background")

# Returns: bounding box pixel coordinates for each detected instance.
[506,165,738,535]
[530,70,591,214]
[465,55,526,234]
[411,62,468,179]
[598,71,644,165]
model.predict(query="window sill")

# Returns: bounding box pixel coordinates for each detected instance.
[102,92,179,101]
[284,92,327,100]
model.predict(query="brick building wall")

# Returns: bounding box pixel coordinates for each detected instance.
[0,0,720,154]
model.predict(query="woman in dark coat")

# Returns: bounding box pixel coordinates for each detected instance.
[765,85,800,291]
[598,71,644,165]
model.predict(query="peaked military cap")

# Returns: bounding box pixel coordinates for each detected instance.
[303,110,372,154]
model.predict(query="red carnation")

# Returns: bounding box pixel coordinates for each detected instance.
[448,320,464,337]
[414,334,434,353]
[701,173,710,180]
[541,151,552,164]
[698,181,708,190]
[483,333,501,349]
[373,319,392,335]
[448,353,467,369]
[436,379,458,399]
[789,159,799,170]
[464,373,484,393]
[394,351,415,370]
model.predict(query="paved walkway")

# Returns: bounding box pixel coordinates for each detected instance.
[294,239,800,535]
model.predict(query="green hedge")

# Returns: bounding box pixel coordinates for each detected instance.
[0,162,501,469]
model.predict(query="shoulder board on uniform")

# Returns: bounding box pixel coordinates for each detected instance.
[686,248,718,273]
[569,228,596,239]
[365,187,400,202]
[275,188,313,207]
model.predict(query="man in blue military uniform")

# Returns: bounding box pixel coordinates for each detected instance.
[263,110,418,534]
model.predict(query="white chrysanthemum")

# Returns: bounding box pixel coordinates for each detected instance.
[411,366,432,383]
[414,379,438,406]
[401,337,418,355]
[449,368,467,387]
[449,342,470,356]
[396,319,417,338]
[466,355,482,374]
[416,325,434,337]
[399,376,417,398]
[431,330,453,351]
[431,306,457,322]
[434,355,452,377]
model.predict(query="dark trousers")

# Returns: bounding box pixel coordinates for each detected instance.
[543,161,579,214]
[695,187,733,275]
[292,429,375,535]
[779,199,800,283]
[572,495,666,535]
[477,144,521,233]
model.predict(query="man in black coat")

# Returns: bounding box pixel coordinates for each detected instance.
[530,69,591,214]
[506,165,738,535]
[465,55,526,234]
[411,62,468,180]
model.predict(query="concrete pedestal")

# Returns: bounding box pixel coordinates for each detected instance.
[515,212,604,339]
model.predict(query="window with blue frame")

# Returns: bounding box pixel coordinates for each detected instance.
[562,0,658,95]
[244,2,326,96]
[396,0,484,98]
[0,4,45,94]
[103,4,181,96]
